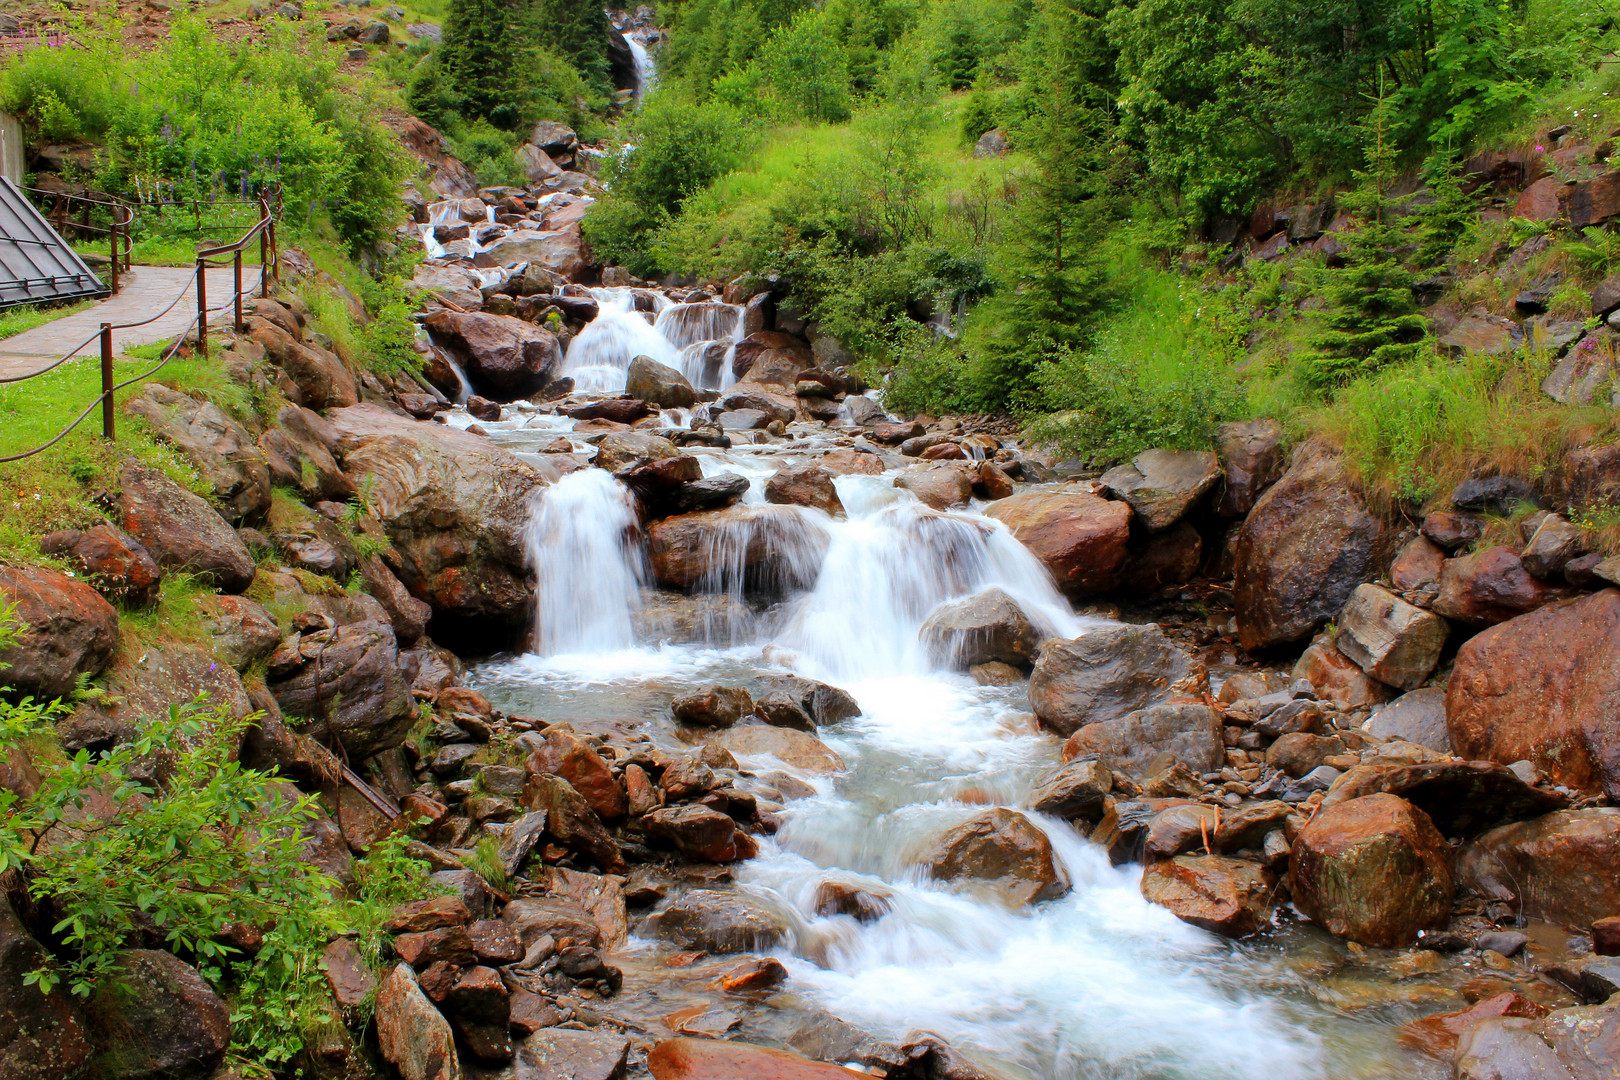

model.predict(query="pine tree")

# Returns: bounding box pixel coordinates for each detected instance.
[440,0,518,126]
[1297,85,1429,390]
[1414,146,1477,270]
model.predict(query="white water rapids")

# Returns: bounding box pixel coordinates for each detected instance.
[445,307,1434,1080]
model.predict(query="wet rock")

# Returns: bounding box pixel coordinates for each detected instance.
[643,889,788,953]
[1434,546,1574,627]
[1452,475,1542,517]
[1140,855,1277,938]
[985,489,1132,598]
[1521,515,1586,579]
[756,675,862,727]
[194,594,281,670]
[385,897,471,935]
[1029,758,1113,821]
[1234,441,1395,650]
[565,397,655,424]
[527,729,626,820]
[1292,635,1394,709]
[1545,441,1620,513]
[0,564,118,699]
[521,775,623,871]
[641,804,741,861]
[511,1028,630,1080]
[765,465,844,515]
[328,404,543,629]
[625,355,697,409]
[1027,623,1199,737]
[259,405,353,504]
[647,505,828,594]
[819,448,885,476]
[1064,703,1223,778]
[1320,761,1566,837]
[672,685,754,729]
[648,1037,857,1080]
[422,310,561,401]
[1390,536,1447,599]
[268,620,414,759]
[86,950,230,1080]
[893,462,975,511]
[37,524,162,607]
[1120,521,1204,593]
[812,881,892,923]
[322,938,376,1017]
[970,661,1023,686]
[1334,583,1449,690]
[1213,419,1286,516]
[125,385,270,524]
[1452,1017,1567,1080]
[917,808,1070,906]
[1446,589,1620,798]
[1267,732,1346,777]
[1290,793,1454,946]
[1398,991,1550,1060]
[117,463,256,592]
[392,926,475,969]
[1365,688,1451,753]
[720,956,789,992]
[1099,449,1221,531]
[503,896,603,951]
[701,724,845,774]
[1456,809,1620,927]
[592,432,676,472]
[0,896,91,1080]
[1422,510,1484,551]
[919,588,1043,670]
[375,964,459,1080]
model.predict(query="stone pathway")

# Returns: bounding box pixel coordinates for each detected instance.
[0,264,267,379]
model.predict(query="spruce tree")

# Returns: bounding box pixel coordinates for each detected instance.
[440,0,519,126]
[1297,86,1429,390]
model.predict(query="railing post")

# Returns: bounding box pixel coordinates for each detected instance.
[109,218,119,295]
[100,323,115,440]
[196,257,208,357]
[233,250,244,332]
[259,219,269,299]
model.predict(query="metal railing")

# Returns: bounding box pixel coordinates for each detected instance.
[24,184,134,294]
[0,188,280,464]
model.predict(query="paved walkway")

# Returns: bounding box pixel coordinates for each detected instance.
[0,264,267,378]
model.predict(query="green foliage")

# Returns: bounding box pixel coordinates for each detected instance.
[465,835,513,894]
[1023,269,1250,461]
[430,0,609,131]
[758,9,853,122]
[1414,149,1479,270]
[446,119,530,188]
[1556,227,1620,284]
[0,299,96,341]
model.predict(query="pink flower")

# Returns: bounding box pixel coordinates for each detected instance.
[1535,144,1545,152]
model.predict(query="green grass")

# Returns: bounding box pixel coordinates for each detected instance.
[0,299,96,341]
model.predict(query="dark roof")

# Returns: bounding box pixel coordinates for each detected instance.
[0,176,106,308]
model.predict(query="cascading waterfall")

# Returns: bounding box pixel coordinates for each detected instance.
[654,301,744,389]
[525,469,645,655]
[626,35,657,99]
[563,288,747,392]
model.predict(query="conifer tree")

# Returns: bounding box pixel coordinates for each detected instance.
[1297,85,1429,390]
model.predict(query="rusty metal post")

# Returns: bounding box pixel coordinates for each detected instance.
[196,257,208,357]
[100,323,115,440]
[233,250,244,332]
[109,219,119,295]
[259,220,269,299]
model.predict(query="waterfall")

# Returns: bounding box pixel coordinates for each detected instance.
[654,301,745,390]
[526,469,645,655]
[563,292,745,393]
[626,35,657,99]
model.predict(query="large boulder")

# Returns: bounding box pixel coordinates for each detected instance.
[1062,703,1223,778]
[1456,808,1620,928]
[0,897,92,1080]
[642,889,788,953]
[917,809,1069,906]
[36,524,162,608]
[625,355,697,409]
[646,505,828,595]
[421,310,562,400]
[327,405,546,630]
[893,463,975,511]
[267,620,415,758]
[1213,419,1286,517]
[1234,441,1394,650]
[1433,546,1573,627]
[194,594,282,671]
[1446,590,1620,799]
[116,463,256,593]
[1333,583,1448,691]
[1140,855,1277,938]
[65,642,256,755]
[483,227,587,279]
[125,385,270,524]
[85,950,230,1080]
[918,588,1043,670]
[985,488,1132,598]
[259,404,353,503]
[375,964,459,1080]
[765,465,844,516]
[0,564,118,699]
[405,262,484,310]
[1029,758,1113,821]
[649,1038,864,1080]
[1289,793,1453,946]
[1545,441,1620,514]
[700,724,845,774]
[1318,760,1567,838]
[1026,623,1199,736]
[1099,449,1221,531]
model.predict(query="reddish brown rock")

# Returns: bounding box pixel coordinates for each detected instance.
[422,310,561,401]
[1028,623,1200,736]
[1456,809,1620,928]
[1121,522,1203,594]
[1568,169,1620,229]
[323,938,376,1016]
[646,505,827,593]
[1421,510,1484,550]
[527,729,626,820]
[893,463,975,511]
[1515,175,1568,221]
[985,488,1133,598]
[1399,992,1550,1060]
[1433,546,1573,627]
[1213,419,1286,517]
[719,957,788,992]
[385,897,471,935]
[818,449,884,476]
[1545,441,1620,513]
[1292,637,1394,708]
[37,524,162,607]
[1290,793,1454,946]
[765,465,844,516]
[0,564,118,700]
[1390,535,1446,597]
[812,881,893,923]
[1234,442,1395,650]
[1320,761,1568,837]
[640,804,741,862]
[375,964,459,1080]
[393,926,475,969]
[870,421,924,445]
[116,463,256,593]
[0,896,92,1080]
[917,808,1070,906]
[1446,590,1620,798]
[522,775,624,871]
[649,1037,861,1080]
[1139,855,1277,938]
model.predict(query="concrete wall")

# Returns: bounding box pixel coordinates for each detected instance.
[0,111,23,185]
